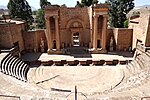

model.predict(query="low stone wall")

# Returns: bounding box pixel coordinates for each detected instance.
[27,59,128,66]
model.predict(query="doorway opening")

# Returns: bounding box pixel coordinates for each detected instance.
[53,40,56,49]
[97,40,101,48]
[73,32,80,47]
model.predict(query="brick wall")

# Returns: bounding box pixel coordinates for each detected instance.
[107,28,133,51]
[59,7,90,47]
[0,24,13,48]
[23,30,47,52]
[0,22,25,51]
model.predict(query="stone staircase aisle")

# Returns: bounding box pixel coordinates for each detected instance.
[0,54,29,82]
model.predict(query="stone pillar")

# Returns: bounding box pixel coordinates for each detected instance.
[71,32,74,47]
[54,16,60,50]
[90,28,93,48]
[101,15,108,50]
[45,16,52,52]
[93,15,99,49]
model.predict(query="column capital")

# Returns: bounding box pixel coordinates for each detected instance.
[93,14,99,18]
[102,14,108,18]
[53,15,59,19]
[45,15,50,20]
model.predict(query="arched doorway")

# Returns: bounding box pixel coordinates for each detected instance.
[66,19,85,47]
[73,32,80,47]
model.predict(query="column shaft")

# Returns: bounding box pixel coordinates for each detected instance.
[93,15,98,49]
[46,16,52,51]
[54,16,60,50]
[101,15,108,50]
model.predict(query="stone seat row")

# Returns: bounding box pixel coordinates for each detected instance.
[28,59,130,66]
[0,54,29,82]
[124,50,150,84]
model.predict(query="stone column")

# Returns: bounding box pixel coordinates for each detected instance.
[54,16,60,50]
[72,32,74,47]
[45,16,52,52]
[93,15,99,49]
[101,15,108,50]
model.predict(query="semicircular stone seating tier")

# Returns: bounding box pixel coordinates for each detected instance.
[125,50,150,77]
[0,54,29,82]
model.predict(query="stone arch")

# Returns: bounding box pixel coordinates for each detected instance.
[66,18,85,29]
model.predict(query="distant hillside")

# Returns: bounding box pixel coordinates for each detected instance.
[31,6,37,11]
[0,5,7,9]
[135,5,150,9]
[127,5,150,18]
[0,5,37,11]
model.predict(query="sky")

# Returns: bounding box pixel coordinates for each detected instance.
[0,0,150,9]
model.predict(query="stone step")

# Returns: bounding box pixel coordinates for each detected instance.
[1,54,12,73]
[138,54,149,68]
[129,61,135,74]
[126,63,134,75]
[9,57,18,76]
[145,51,150,58]
[133,59,142,71]
[140,53,150,62]
[136,56,145,70]
[0,54,29,82]
[140,53,150,68]
[147,50,150,54]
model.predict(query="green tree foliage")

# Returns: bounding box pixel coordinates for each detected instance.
[75,1,84,7]
[7,0,33,25]
[106,0,134,28]
[76,0,99,7]
[40,0,51,9]
[124,19,129,28]
[92,0,99,5]
[32,10,37,15]
[35,9,45,29]
[35,0,51,29]
[132,11,140,16]
[61,4,67,7]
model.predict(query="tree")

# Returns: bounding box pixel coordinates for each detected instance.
[40,0,51,9]
[35,9,45,29]
[35,0,51,29]
[124,19,129,28]
[76,0,99,7]
[61,4,67,7]
[32,10,37,15]
[92,0,98,5]
[106,0,134,28]
[75,1,84,7]
[7,0,33,25]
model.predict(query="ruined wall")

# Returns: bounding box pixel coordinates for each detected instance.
[23,30,47,52]
[145,16,150,47]
[0,22,25,51]
[0,24,13,48]
[129,9,150,49]
[107,28,133,51]
[115,28,133,51]
[106,28,114,51]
